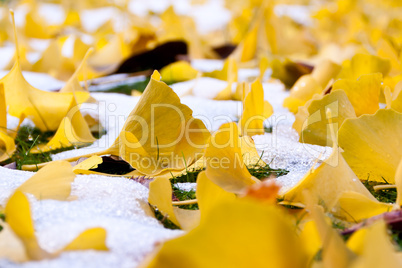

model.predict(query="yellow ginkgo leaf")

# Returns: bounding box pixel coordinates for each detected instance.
[196,171,236,222]
[237,24,259,63]
[17,161,75,201]
[24,10,59,39]
[332,73,382,116]
[204,122,258,194]
[89,34,131,71]
[60,48,93,95]
[63,10,81,28]
[337,53,390,80]
[203,57,238,101]
[4,191,108,261]
[158,6,211,59]
[141,198,309,268]
[338,109,402,183]
[31,99,96,153]
[336,191,392,222]
[239,79,273,136]
[299,90,356,147]
[160,61,199,84]
[204,57,238,82]
[282,150,375,211]
[63,227,108,251]
[239,135,264,166]
[0,83,16,162]
[2,11,89,132]
[0,129,16,162]
[31,38,76,81]
[391,83,402,113]
[258,55,269,81]
[376,39,401,77]
[299,220,321,263]
[306,201,355,267]
[283,112,375,211]
[115,71,210,175]
[347,228,368,255]
[148,177,200,230]
[148,177,176,222]
[5,191,52,260]
[350,220,402,268]
[310,60,341,89]
[283,60,340,114]
[0,83,6,129]
[283,75,322,114]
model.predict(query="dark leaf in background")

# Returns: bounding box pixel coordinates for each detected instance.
[213,44,237,59]
[90,156,135,175]
[271,58,314,89]
[114,41,188,74]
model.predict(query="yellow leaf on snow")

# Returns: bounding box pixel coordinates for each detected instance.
[0,83,6,129]
[160,61,199,84]
[4,191,108,261]
[204,57,238,82]
[239,79,273,136]
[60,48,97,104]
[63,227,108,251]
[89,33,131,71]
[283,75,322,114]
[0,83,16,162]
[283,112,375,211]
[204,122,258,194]
[31,38,75,81]
[283,60,340,114]
[141,198,309,268]
[17,161,75,201]
[31,98,96,153]
[299,90,356,147]
[23,10,59,39]
[332,73,382,116]
[282,149,375,211]
[148,177,200,230]
[115,71,210,175]
[5,191,50,261]
[203,57,238,100]
[338,109,402,183]
[337,53,390,80]
[2,11,89,131]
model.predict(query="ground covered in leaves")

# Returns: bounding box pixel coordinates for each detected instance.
[1,0,402,267]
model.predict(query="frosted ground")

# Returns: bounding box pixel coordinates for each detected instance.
[0,1,329,267]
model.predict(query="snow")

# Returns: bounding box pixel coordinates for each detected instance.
[0,168,182,268]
